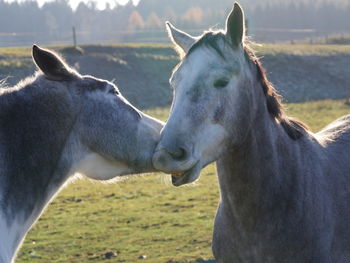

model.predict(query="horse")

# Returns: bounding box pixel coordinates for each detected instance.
[153,3,350,262]
[0,45,163,263]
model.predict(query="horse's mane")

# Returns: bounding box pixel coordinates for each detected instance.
[244,44,309,140]
[0,77,9,89]
[186,31,309,140]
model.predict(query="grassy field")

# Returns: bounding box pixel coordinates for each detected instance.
[1,43,349,262]
[15,99,350,263]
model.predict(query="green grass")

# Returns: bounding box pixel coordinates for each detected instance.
[286,99,350,132]
[253,43,350,56]
[0,46,31,57]
[16,99,350,263]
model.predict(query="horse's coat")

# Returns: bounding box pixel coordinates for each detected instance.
[0,45,163,263]
[153,3,350,262]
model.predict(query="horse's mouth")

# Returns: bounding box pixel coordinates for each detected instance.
[171,171,185,177]
[170,162,201,186]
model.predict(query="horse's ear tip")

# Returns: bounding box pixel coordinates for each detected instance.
[32,45,42,55]
[228,3,243,19]
[165,22,175,34]
[232,2,243,13]
[32,45,39,58]
[165,21,172,29]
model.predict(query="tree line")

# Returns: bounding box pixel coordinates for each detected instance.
[0,0,349,46]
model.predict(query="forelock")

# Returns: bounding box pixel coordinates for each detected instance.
[187,31,227,59]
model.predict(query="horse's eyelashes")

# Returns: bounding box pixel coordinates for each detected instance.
[214,79,229,89]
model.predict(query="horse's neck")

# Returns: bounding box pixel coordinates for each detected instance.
[0,209,38,263]
[216,111,309,229]
[0,170,70,263]
[0,87,81,262]
[0,136,81,263]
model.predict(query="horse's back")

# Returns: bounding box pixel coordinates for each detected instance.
[317,114,350,159]
[316,114,350,260]
[316,114,350,181]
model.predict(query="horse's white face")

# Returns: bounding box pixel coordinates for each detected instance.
[153,3,249,186]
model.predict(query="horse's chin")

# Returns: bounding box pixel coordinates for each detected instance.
[171,162,202,186]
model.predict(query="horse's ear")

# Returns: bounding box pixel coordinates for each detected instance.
[32,45,74,81]
[225,2,245,47]
[166,22,196,55]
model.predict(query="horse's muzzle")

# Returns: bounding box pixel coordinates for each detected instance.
[152,146,197,174]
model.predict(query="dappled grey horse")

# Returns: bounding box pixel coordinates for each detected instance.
[0,45,163,263]
[153,3,350,263]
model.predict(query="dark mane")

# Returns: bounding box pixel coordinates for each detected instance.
[0,78,9,89]
[186,31,309,140]
[244,44,309,140]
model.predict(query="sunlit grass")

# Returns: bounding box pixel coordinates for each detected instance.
[0,59,31,68]
[286,99,350,132]
[253,43,350,56]
[16,99,350,263]
[2,43,350,58]
[0,46,31,57]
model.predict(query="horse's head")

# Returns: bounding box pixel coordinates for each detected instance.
[153,3,261,186]
[32,45,164,180]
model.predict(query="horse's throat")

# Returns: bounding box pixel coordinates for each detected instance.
[216,122,299,228]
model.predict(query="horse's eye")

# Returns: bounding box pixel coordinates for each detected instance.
[214,79,229,89]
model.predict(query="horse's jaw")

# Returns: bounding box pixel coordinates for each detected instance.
[73,152,135,180]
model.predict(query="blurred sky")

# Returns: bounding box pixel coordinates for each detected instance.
[5,0,140,9]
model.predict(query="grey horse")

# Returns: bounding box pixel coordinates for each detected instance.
[0,45,163,263]
[153,3,350,263]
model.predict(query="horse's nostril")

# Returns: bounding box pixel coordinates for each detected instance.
[168,147,187,161]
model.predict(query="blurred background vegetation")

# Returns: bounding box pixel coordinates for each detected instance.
[1,0,350,47]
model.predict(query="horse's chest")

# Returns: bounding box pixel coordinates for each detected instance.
[213,219,276,262]
[212,205,324,263]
